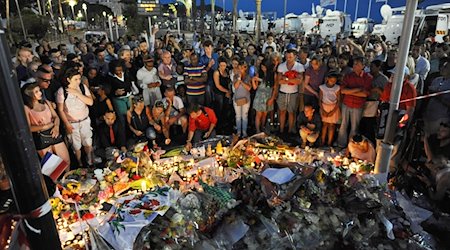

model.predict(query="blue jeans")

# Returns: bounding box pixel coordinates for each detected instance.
[233,101,250,136]
[337,104,363,147]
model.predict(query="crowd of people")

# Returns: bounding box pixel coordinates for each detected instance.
[9,30,450,195]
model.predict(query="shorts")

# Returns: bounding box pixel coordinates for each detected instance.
[67,117,93,150]
[277,92,299,113]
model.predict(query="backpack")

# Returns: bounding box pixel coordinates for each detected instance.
[63,83,87,102]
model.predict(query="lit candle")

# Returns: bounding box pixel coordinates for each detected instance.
[141,180,147,192]
[218,166,224,177]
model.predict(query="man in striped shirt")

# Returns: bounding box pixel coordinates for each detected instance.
[184,53,208,106]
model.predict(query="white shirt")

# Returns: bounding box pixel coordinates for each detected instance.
[415,55,430,81]
[136,66,161,89]
[162,96,184,117]
[56,84,91,121]
[277,61,305,94]
[262,42,278,53]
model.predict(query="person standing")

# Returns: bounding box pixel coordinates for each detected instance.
[199,40,219,107]
[319,71,341,147]
[158,51,177,93]
[252,60,276,134]
[212,57,232,134]
[136,54,161,107]
[276,49,304,135]
[411,43,431,82]
[184,53,208,106]
[56,68,94,168]
[232,60,252,138]
[337,57,372,148]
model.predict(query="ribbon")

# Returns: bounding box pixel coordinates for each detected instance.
[399,89,450,103]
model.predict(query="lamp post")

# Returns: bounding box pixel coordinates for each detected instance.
[103,11,107,31]
[68,0,76,20]
[82,3,87,26]
[211,0,216,37]
[108,15,114,41]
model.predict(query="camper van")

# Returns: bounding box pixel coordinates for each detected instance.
[236,11,270,33]
[273,13,302,34]
[301,14,320,36]
[383,4,450,44]
[352,18,375,38]
[319,11,352,39]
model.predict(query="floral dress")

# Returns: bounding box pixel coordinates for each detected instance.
[253,80,274,112]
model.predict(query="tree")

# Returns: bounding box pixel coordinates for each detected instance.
[10,9,51,40]
[200,0,205,31]
[122,2,146,35]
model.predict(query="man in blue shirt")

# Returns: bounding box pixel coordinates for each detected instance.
[199,40,219,107]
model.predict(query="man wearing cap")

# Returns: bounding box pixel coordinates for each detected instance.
[379,66,417,173]
[136,54,162,107]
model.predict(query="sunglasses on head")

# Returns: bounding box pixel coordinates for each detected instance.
[154,101,164,108]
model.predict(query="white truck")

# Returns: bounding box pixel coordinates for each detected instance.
[372,24,386,36]
[383,4,450,44]
[319,11,352,39]
[273,13,303,34]
[352,18,375,38]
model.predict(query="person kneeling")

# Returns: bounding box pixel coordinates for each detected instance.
[97,111,127,160]
[346,134,376,163]
[185,104,217,150]
[298,105,322,148]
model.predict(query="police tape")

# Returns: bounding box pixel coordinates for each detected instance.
[399,89,450,103]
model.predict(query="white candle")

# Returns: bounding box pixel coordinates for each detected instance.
[141,180,147,192]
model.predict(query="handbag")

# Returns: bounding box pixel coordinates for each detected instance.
[36,128,63,149]
[235,97,248,106]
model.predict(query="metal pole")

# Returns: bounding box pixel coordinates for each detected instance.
[211,0,216,37]
[344,0,347,14]
[14,0,27,40]
[115,18,119,41]
[36,0,42,15]
[0,29,62,249]
[355,0,359,20]
[367,0,372,19]
[148,16,153,38]
[232,0,238,33]
[283,0,287,33]
[374,0,418,184]
[177,17,181,36]
[334,0,337,11]
[108,16,114,41]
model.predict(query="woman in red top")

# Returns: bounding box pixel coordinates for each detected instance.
[22,83,70,167]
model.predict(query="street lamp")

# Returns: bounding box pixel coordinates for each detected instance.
[82,3,87,22]
[68,0,77,20]
[77,10,83,19]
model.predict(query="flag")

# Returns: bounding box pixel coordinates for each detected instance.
[41,152,69,182]
[320,0,336,7]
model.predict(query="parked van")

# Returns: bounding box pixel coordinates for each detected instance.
[352,18,375,38]
[319,11,352,39]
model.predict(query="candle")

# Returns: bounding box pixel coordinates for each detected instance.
[141,180,147,192]
[218,166,224,177]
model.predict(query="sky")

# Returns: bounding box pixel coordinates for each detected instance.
[160,0,450,23]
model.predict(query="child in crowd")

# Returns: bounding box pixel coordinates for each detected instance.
[319,71,341,147]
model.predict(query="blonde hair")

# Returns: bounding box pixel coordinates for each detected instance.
[406,56,416,76]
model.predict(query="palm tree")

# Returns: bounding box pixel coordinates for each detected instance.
[177,0,193,31]
[255,0,261,42]
[232,0,238,32]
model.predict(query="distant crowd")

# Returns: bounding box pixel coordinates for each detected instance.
[10,30,450,183]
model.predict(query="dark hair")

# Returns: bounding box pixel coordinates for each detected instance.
[37,65,51,74]
[94,48,105,55]
[203,40,213,47]
[217,56,228,64]
[154,100,164,108]
[286,49,297,55]
[352,134,363,143]
[370,59,383,68]
[21,83,41,109]
[62,68,81,87]
[108,60,123,75]
[49,49,60,57]
[99,84,111,95]
[188,103,201,113]
[165,86,175,93]
[311,55,323,63]
[353,56,366,65]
